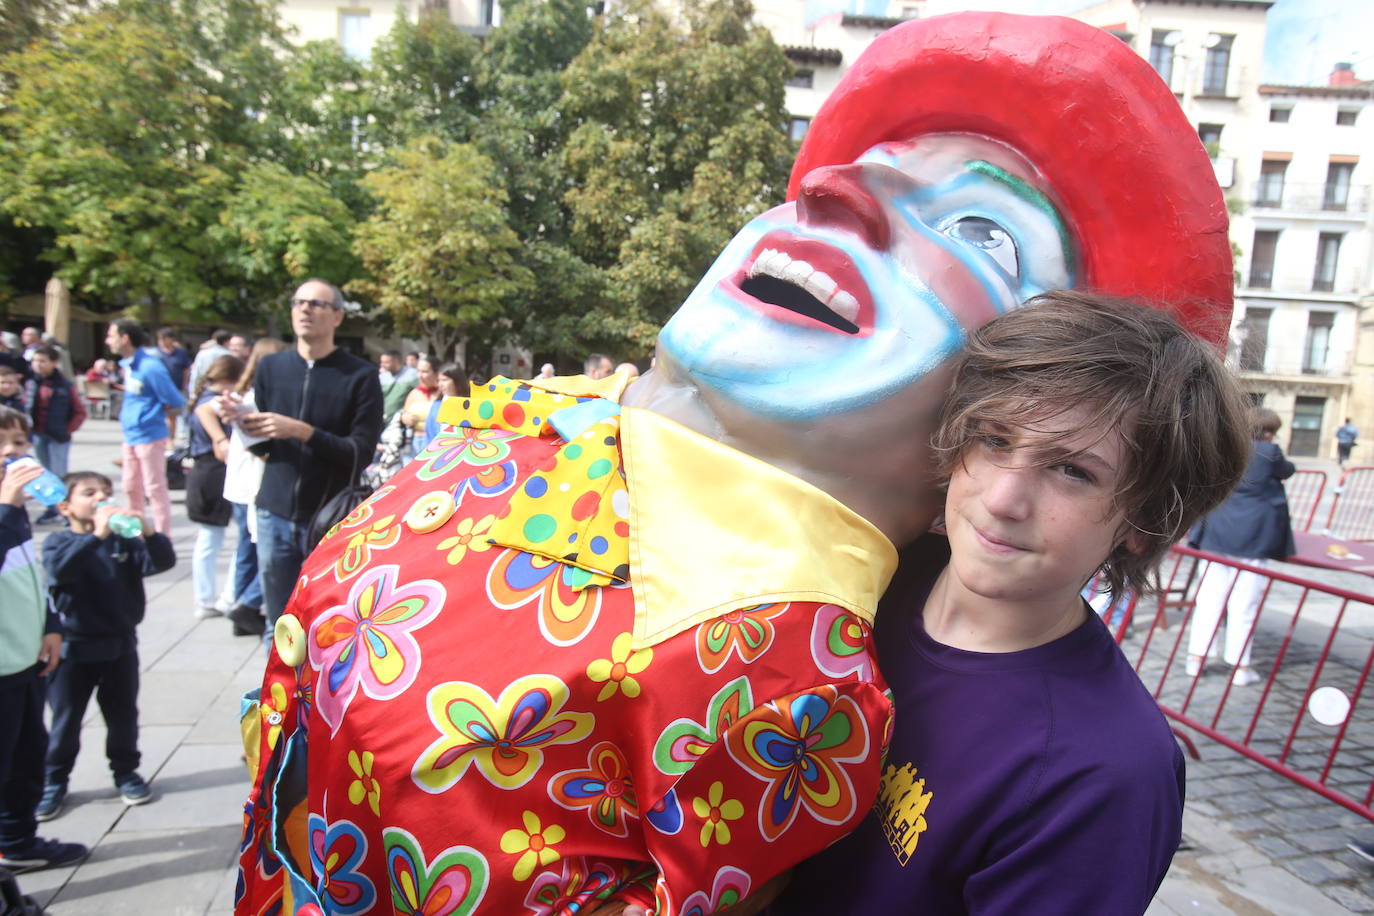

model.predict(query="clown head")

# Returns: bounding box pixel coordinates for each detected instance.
[630,12,1231,544]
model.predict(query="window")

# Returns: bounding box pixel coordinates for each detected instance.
[1313,232,1343,292]
[1238,307,1271,371]
[1337,108,1359,126]
[787,68,814,89]
[1269,106,1292,123]
[1248,230,1279,288]
[479,0,499,26]
[339,10,370,60]
[1256,160,1287,206]
[1202,34,1233,95]
[1324,161,1355,210]
[1303,313,1335,373]
[788,117,811,143]
[1148,31,1174,85]
[1198,122,1223,151]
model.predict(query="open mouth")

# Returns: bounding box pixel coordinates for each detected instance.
[727,232,873,335]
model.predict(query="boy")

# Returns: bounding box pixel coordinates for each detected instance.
[26,346,86,524]
[763,293,1252,914]
[36,471,174,820]
[0,365,25,412]
[0,407,87,872]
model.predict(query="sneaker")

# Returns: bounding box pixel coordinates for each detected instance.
[116,773,152,806]
[195,604,224,620]
[1349,841,1374,864]
[0,836,88,873]
[228,604,265,638]
[214,594,236,615]
[1185,655,1203,678]
[34,783,66,822]
[34,509,62,525]
[1232,667,1261,687]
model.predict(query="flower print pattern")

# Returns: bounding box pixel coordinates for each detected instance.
[487,549,602,647]
[549,741,640,838]
[810,604,876,682]
[383,826,489,916]
[500,811,564,882]
[260,681,289,751]
[333,515,402,583]
[307,813,377,916]
[293,663,315,729]
[696,603,789,674]
[726,686,871,842]
[691,781,743,847]
[414,674,594,792]
[436,514,497,566]
[677,866,753,916]
[417,427,521,481]
[323,484,397,544]
[522,857,624,916]
[309,565,446,733]
[644,788,683,836]
[452,460,520,510]
[585,633,652,702]
[347,749,381,817]
[652,676,754,776]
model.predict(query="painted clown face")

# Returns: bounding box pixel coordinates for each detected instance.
[658,133,1076,421]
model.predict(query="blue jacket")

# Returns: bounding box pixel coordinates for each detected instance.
[119,347,186,445]
[43,527,175,662]
[1197,439,1296,560]
[24,371,79,443]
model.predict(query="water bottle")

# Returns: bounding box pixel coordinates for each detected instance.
[5,456,66,506]
[98,500,143,538]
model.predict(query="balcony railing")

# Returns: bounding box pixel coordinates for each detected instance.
[1249,181,1370,213]
[1229,343,1353,377]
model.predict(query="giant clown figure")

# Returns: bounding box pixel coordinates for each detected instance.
[237,12,1232,916]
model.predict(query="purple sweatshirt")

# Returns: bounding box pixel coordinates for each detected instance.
[770,534,1183,915]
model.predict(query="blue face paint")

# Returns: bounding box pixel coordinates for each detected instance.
[658,134,1077,422]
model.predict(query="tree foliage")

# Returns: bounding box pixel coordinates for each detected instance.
[349,138,532,361]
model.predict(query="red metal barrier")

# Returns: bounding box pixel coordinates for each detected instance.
[1286,468,1327,533]
[1103,545,1374,820]
[1322,466,1374,541]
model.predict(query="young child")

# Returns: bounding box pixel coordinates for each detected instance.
[36,470,175,820]
[0,406,87,872]
[0,365,25,412]
[763,293,1252,915]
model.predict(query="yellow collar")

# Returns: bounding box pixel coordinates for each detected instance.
[438,376,898,648]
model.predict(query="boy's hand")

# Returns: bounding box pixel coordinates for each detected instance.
[241,411,312,441]
[92,503,126,539]
[39,632,61,676]
[0,462,42,506]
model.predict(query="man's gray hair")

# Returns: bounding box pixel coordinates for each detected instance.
[302,278,345,310]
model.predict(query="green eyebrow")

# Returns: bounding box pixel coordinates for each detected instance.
[966,160,1077,277]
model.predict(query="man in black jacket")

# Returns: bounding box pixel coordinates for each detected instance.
[238,279,382,642]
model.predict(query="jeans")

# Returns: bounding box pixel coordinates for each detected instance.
[256,508,311,647]
[31,434,70,479]
[45,649,140,784]
[121,438,173,535]
[193,522,228,610]
[231,502,262,611]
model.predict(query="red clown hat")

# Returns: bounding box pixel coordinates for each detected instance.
[789,12,1233,346]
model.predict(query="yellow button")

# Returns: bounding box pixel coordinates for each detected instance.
[274,615,307,667]
[404,490,455,534]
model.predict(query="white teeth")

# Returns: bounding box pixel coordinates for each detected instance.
[748,248,858,325]
[827,290,860,325]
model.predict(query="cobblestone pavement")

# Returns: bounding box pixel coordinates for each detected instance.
[14,426,1374,913]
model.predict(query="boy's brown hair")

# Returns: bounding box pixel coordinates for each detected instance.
[0,405,31,435]
[933,290,1251,600]
[62,470,113,494]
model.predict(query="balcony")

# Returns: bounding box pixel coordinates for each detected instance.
[1230,343,1353,378]
[1250,181,1370,214]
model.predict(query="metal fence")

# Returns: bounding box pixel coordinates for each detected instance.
[1107,545,1374,820]
[1322,466,1374,541]
[1287,468,1328,533]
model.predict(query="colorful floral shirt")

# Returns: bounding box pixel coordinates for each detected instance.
[236,376,897,916]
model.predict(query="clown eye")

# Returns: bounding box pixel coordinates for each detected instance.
[946,217,1019,278]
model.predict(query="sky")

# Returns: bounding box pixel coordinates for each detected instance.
[920,0,1374,86]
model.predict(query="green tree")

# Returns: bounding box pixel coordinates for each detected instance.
[558,0,792,352]
[349,138,533,360]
